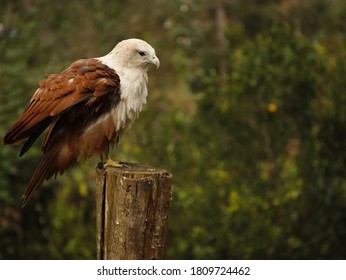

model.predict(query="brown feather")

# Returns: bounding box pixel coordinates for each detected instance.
[3,58,121,205]
[21,145,60,207]
[4,58,120,145]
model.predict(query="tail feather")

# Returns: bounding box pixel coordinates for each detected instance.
[21,149,59,207]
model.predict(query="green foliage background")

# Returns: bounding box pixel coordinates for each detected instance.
[0,0,345,259]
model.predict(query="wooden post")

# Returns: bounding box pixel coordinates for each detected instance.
[95,162,172,260]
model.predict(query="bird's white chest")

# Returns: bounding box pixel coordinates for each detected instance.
[112,68,148,130]
[96,56,149,131]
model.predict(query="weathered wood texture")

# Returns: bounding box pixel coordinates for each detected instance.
[96,162,172,260]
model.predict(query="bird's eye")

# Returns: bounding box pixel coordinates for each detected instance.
[138,51,146,56]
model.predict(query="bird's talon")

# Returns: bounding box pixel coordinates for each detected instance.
[119,161,130,168]
[103,159,129,169]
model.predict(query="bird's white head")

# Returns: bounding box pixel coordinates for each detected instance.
[107,38,160,70]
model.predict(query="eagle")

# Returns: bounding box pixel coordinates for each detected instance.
[3,38,160,206]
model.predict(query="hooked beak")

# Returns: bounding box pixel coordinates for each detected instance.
[149,55,160,69]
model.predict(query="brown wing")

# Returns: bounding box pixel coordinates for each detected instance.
[3,58,121,206]
[4,58,120,153]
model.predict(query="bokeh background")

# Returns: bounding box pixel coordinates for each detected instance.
[1,0,345,259]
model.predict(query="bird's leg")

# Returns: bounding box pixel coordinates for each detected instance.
[102,151,129,169]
